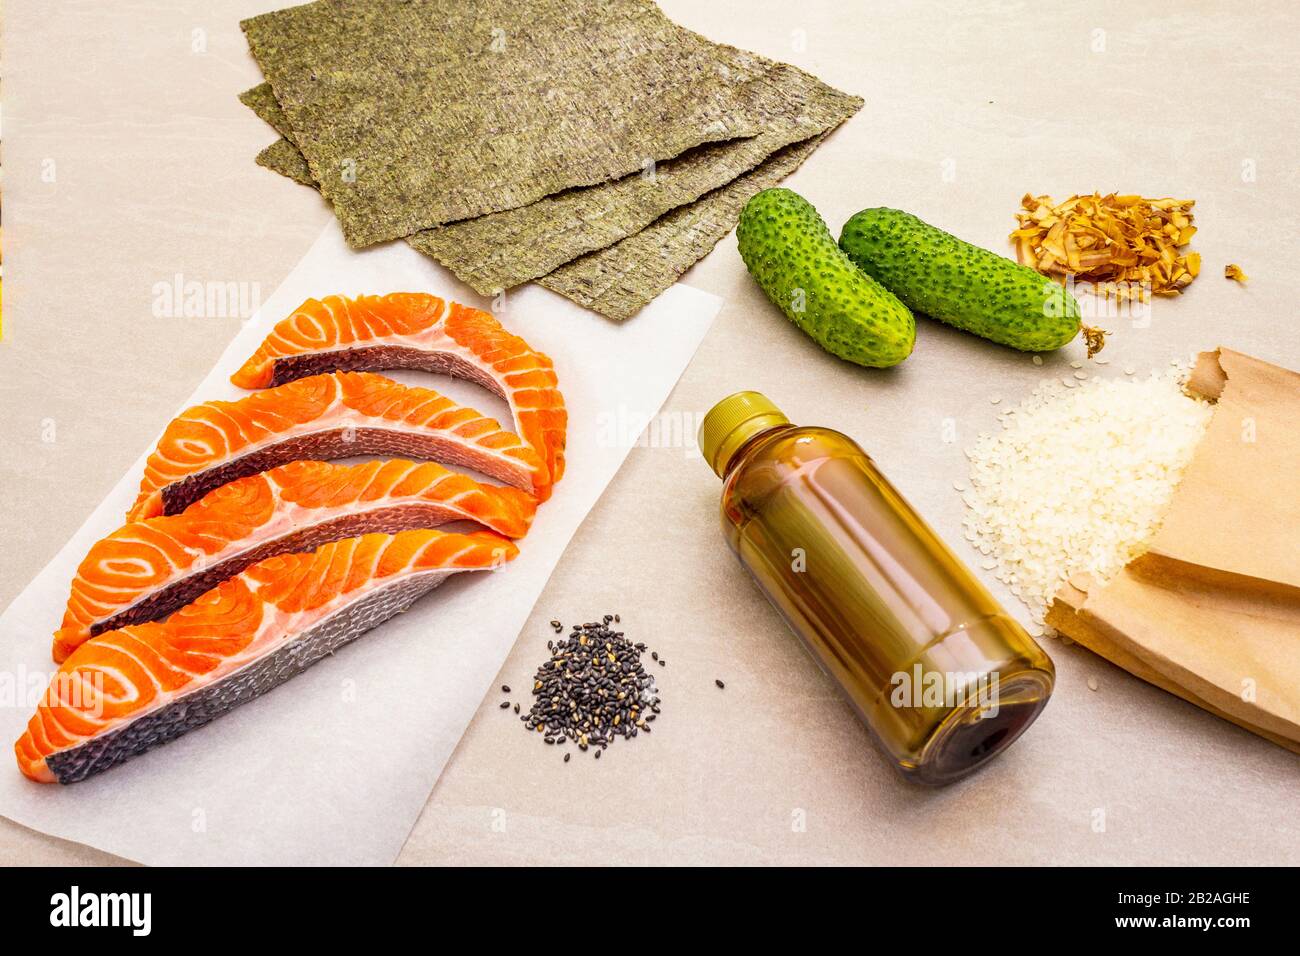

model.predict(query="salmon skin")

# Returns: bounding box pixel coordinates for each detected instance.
[17,529,517,784]
[232,294,567,492]
[128,371,548,521]
[54,459,535,663]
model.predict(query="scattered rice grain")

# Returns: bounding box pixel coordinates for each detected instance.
[959,364,1212,617]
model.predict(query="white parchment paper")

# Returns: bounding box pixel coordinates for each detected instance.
[0,227,721,865]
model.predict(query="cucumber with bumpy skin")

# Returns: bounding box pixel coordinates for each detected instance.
[737,189,915,368]
[838,208,1082,352]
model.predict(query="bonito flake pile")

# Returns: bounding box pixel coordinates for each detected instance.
[960,365,1213,631]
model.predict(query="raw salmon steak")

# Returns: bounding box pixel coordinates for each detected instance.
[128,371,548,521]
[231,294,566,490]
[55,459,535,663]
[17,529,517,784]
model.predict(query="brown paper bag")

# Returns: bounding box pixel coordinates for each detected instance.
[1046,348,1300,752]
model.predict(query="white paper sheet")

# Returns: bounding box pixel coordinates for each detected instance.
[0,227,720,865]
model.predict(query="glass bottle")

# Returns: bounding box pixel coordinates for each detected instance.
[700,391,1054,785]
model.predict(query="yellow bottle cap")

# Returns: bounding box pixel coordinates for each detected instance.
[698,391,790,478]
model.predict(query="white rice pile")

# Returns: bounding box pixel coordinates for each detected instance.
[960,365,1213,631]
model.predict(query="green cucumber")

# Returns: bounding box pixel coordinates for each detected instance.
[737,189,915,368]
[838,208,1082,352]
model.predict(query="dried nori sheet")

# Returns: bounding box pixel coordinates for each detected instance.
[256,138,316,187]
[240,0,769,247]
[238,83,293,140]
[407,63,860,294]
[244,58,861,295]
[539,132,832,321]
[242,83,318,186]
[244,87,852,319]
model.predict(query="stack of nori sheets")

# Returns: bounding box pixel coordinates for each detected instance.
[240,0,862,320]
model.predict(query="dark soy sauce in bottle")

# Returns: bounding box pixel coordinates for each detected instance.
[700,391,1054,785]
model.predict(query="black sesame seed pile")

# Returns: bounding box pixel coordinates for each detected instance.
[503,614,660,761]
